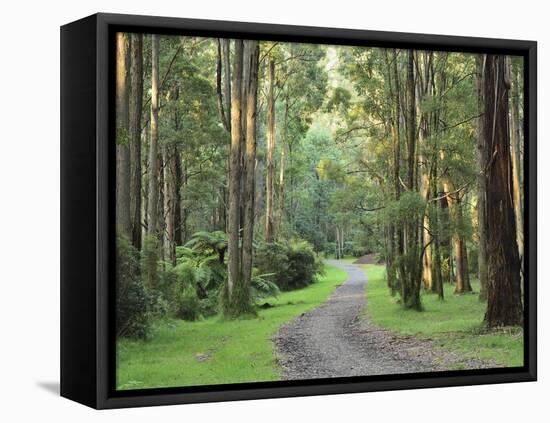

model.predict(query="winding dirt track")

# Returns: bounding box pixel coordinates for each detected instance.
[274,260,489,380]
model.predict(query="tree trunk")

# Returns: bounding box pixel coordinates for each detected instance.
[398,50,422,310]
[484,55,523,327]
[174,151,183,246]
[216,39,231,133]
[222,39,232,131]
[265,59,276,243]
[476,55,489,301]
[116,32,132,239]
[241,40,260,291]
[227,39,243,298]
[508,57,524,278]
[163,147,177,266]
[278,101,288,235]
[147,34,160,237]
[129,33,143,250]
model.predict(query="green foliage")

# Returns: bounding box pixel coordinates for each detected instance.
[251,271,280,299]
[116,237,151,339]
[116,264,347,389]
[141,235,159,290]
[255,239,323,291]
[172,262,200,321]
[385,191,426,225]
[184,230,227,264]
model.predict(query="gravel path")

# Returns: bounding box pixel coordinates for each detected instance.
[274,260,492,380]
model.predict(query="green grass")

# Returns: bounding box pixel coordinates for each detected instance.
[362,264,524,369]
[116,264,348,390]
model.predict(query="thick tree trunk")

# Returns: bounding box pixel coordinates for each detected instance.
[147,34,160,237]
[484,55,523,327]
[241,40,260,291]
[129,33,143,250]
[399,50,422,310]
[116,33,132,239]
[265,59,276,243]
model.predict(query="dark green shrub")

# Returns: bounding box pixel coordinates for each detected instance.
[141,235,159,290]
[255,239,323,291]
[172,262,200,320]
[116,237,151,339]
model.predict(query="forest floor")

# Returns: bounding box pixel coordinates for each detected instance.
[274,260,519,380]
[116,264,348,390]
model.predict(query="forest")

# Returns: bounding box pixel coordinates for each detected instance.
[115,32,525,389]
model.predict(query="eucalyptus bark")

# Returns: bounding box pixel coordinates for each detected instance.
[508,57,524,277]
[265,59,276,243]
[129,33,143,250]
[226,39,244,314]
[241,40,260,290]
[164,147,177,266]
[116,32,132,239]
[399,50,422,310]
[277,101,289,234]
[476,55,489,301]
[216,39,231,133]
[147,34,160,237]
[484,55,523,327]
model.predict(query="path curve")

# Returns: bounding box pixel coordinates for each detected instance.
[274,260,471,380]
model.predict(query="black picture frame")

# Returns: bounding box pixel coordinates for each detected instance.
[60,12,537,409]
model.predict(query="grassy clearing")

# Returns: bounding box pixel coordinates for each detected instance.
[117,264,348,390]
[362,264,523,368]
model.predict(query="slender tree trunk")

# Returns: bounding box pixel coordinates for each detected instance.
[383,49,402,293]
[265,59,276,243]
[335,226,341,259]
[174,151,183,246]
[163,147,177,266]
[157,153,165,265]
[484,55,523,327]
[241,40,260,291]
[508,57,524,278]
[454,197,472,293]
[278,101,288,234]
[222,39,232,131]
[476,55,489,301]
[216,39,231,133]
[116,33,132,239]
[129,33,143,250]
[226,39,244,314]
[147,34,160,237]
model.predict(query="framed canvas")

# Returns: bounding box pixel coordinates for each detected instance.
[60,13,537,409]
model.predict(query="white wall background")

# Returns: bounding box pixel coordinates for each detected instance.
[0,0,545,421]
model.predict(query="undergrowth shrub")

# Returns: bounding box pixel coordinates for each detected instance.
[255,239,323,291]
[116,237,151,339]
